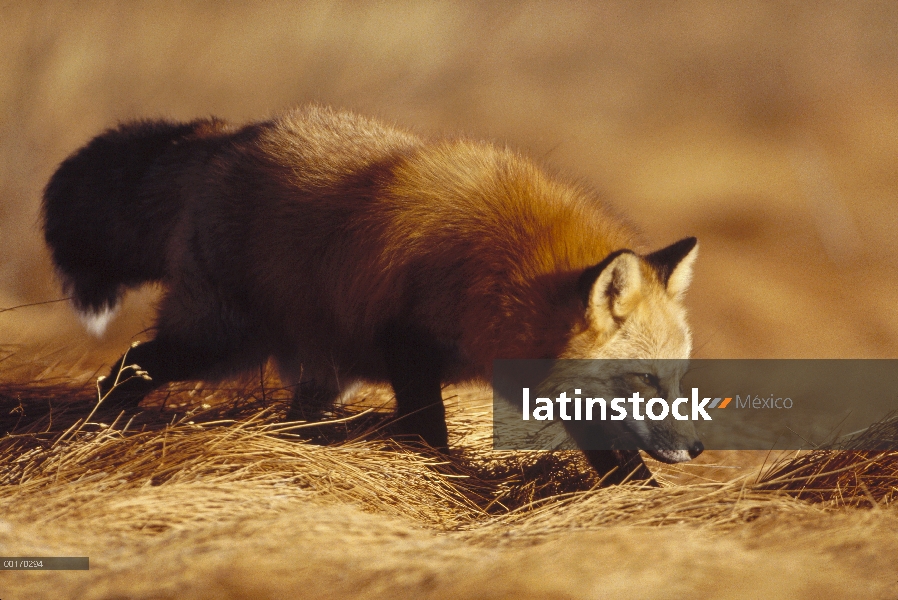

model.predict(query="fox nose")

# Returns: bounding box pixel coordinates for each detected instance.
[688,440,704,459]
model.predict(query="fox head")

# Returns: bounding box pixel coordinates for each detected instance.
[556,237,702,463]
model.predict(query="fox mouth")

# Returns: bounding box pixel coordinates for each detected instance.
[644,447,693,464]
[620,422,704,464]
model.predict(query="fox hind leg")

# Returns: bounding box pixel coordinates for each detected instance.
[99,280,264,410]
[99,336,232,408]
[275,352,342,421]
[284,379,341,422]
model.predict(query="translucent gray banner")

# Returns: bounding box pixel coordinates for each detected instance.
[492,360,898,451]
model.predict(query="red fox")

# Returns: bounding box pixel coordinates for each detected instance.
[43,105,701,483]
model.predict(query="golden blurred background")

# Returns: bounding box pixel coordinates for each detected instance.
[2,1,898,376]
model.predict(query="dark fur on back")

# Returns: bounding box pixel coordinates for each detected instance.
[43,118,231,313]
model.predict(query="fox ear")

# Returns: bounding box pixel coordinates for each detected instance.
[644,237,698,298]
[579,250,643,329]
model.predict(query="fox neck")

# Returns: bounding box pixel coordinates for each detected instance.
[460,271,585,377]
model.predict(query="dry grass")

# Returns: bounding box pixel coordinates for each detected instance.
[1,367,898,598]
[756,424,898,507]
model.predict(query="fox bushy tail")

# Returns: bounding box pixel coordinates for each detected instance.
[42,118,230,335]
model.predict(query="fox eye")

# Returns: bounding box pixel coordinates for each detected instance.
[634,373,660,389]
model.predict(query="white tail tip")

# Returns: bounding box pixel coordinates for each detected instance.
[77,305,119,337]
